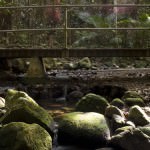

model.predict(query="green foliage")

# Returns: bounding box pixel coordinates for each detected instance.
[0,1,149,49]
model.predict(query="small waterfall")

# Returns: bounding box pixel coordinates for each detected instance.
[52,122,59,150]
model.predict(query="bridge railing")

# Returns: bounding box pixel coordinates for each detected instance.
[0,4,150,57]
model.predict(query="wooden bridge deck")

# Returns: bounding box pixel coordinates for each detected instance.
[0,48,149,58]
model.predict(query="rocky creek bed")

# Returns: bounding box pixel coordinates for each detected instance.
[0,85,150,150]
[0,57,150,150]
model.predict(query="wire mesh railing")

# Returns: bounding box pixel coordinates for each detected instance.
[0,2,150,57]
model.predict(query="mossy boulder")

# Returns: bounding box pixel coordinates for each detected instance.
[122,91,144,99]
[57,112,110,148]
[105,105,125,119]
[0,122,52,150]
[5,89,38,109]
[110,98,125,109]
[124,97,145,107]
[67,90,84,104]
[77,57,92,69]
[111,127,150,150]
[128,105,150,126]
[76,93,109,114]
[1,89,54,134]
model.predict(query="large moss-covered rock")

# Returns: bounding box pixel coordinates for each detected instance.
[128,105,150,126]
[0,122,52,150]
[1,89,54,134]
[111,127,150,150]
[76,93,109,114]
[57,112,110,148]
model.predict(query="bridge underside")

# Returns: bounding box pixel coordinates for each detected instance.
[0,48,149,58]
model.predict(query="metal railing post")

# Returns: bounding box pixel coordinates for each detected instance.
[62,7,69,57]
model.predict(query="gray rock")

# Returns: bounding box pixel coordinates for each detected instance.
[0,109,6,118]
[105,105,125,119]
[0,97,5,108]
[111,127,150,150]
[77,57,92,69]
[128,105,150,126]
[111,114,126,131]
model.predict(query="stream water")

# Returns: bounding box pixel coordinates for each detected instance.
[51,122,93,150]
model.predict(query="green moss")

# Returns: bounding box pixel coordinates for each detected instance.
[122,91,143,99]
[0,122,52,150]
[57,112,110,148]
[5,89,38,109]
[1,89,53,134]
[115,126,135,134]
[110,98,125,109]
[77,57,92,69]
[125,97,145,107]
[105,105,124,118]
[128,105,150,126]
[139,126,150,137]
[111,128,150,150]
[76,93,109,114]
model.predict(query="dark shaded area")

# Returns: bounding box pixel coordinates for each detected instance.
[90,85,127,102]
